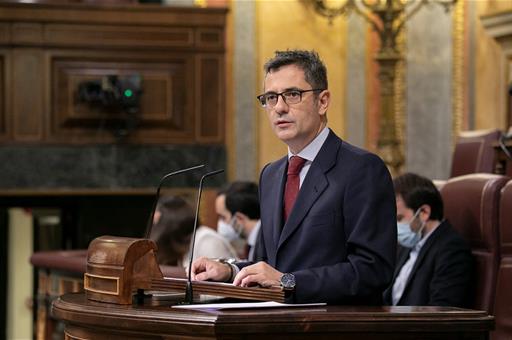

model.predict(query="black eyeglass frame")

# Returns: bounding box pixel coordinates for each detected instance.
[256,88,325,108]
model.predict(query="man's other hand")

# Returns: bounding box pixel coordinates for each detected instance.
[190,256,231,282]
[232,261,282,288]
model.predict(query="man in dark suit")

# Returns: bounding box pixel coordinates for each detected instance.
[383,173,474,307]
[191,50,396,304]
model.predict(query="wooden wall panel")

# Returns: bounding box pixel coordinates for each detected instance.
[0,3,227,145]
[44,25,194,49]
[12,49,44,142]
[196,55,224,143]
[0,53,5,140]
[49,56,195,144]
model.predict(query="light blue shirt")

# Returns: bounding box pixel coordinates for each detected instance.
[287,126,330,188]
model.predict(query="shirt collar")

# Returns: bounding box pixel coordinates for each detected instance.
[415,220,442,250]
[288,126,330,162]
[247,220,261,247]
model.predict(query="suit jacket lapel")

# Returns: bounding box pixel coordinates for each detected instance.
[270,159,287,247]
[277,131,339,249]
[403,221,447,292]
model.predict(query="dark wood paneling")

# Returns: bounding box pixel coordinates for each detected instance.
[53,293,495,340]
[0,53,5,139]
[13,48,44,142]
[44,24,195,49]
[196,28,224,49]
[12,23,44,45]
[50,56,195,144]
[196,54,224,143]
[0,23,9,43]
[0,3,227,145]
[0,4,227,30]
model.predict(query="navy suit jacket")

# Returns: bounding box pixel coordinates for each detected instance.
[251,130,397,304]
[383,220,474,307]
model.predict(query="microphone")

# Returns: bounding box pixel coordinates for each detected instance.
[185,168,224,304]
[144,164,205,239]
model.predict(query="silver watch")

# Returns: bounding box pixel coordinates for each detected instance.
[280,273,296,290]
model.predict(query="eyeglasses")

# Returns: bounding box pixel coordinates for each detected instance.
[256,88,325,108]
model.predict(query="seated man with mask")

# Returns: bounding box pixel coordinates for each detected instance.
[215,181,261,260]
[383,172,474,307]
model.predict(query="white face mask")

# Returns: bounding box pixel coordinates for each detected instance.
[217,217,242,241]
[397,208,425,248]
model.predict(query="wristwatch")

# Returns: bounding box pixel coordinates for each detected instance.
[280,273,296,290]
[216,258,237,282]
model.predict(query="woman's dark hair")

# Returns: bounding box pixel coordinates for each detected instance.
[393,172,444,221]
[150,195,195,265]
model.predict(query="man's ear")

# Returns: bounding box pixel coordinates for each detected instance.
[318,90,330,116]
[234,211,248,223]
[419,205,431,222]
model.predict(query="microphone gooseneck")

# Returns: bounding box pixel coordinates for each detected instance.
[185,168,224,304]
[144,164,205,239]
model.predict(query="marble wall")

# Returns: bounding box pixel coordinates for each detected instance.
[0,145,226,189]
[406,5,454,180]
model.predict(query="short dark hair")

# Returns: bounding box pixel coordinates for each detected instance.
[221,181,260,220]
[264,50,328,90]
[393,172,444,221]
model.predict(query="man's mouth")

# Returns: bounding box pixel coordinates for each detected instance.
[276,120,292,127]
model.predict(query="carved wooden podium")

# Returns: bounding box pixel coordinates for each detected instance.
[52,293,494,340]
[50,235,495,339]
[84,235,285,304]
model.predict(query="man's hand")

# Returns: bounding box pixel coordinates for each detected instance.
[190,257,231,282]
[232,261,283,288]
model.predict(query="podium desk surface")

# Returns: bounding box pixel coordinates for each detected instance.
[53,293,493,340]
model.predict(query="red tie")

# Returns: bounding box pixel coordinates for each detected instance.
[283,156,307,221]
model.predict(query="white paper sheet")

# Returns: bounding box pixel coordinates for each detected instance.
[172,301,326,310]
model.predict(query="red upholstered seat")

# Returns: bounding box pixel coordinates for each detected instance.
[450,129,501,178]
[440,173,509,313]
[493,180,512,340]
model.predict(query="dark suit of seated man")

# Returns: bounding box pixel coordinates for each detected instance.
[190,49,397,304]
[383,172,474,307]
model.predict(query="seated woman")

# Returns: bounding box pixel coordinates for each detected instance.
[151,195,238,269]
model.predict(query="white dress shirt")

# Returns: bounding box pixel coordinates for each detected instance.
[287,126,330,188]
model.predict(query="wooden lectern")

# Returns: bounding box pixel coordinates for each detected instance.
[52,293,494,339]
[50,235,495,339]
[83,235,285,304]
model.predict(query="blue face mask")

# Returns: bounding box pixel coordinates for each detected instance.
[397,209,425,248]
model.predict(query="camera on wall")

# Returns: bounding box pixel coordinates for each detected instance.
[77,74,142,139]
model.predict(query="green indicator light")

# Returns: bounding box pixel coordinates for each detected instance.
[124,89,133,97]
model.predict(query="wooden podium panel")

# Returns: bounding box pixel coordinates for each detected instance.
[52,293,494,340]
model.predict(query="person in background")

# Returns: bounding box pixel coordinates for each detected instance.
[191,49,396,304]
[383,172,474,307]
[215,181,261,260]
[151,195,237,267]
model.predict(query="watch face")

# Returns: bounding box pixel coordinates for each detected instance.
[281,273,296,289]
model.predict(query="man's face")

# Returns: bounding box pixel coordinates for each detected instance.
[215,194,232,223]
[396,194,422,232]
[263,64,329,153]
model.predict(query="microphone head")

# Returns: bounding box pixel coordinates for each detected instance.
[201,169,224,179]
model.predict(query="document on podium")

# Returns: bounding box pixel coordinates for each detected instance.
[172,301,326,310]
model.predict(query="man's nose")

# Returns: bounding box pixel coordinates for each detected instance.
[274,94,289,114]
